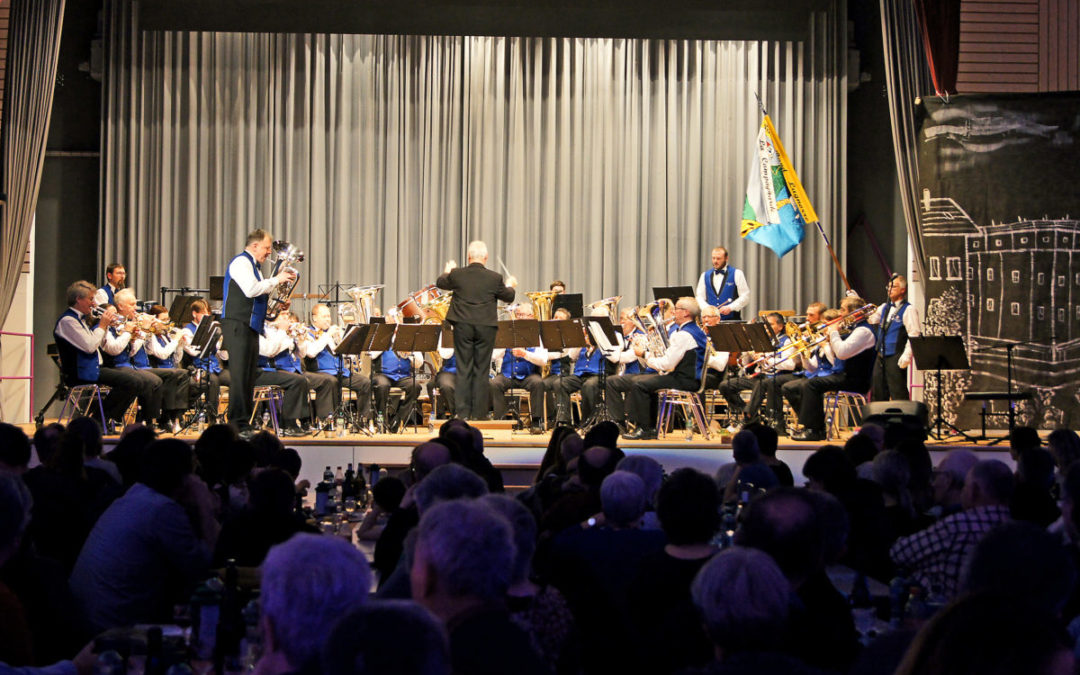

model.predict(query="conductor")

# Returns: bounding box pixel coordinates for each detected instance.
[436,241,517,420]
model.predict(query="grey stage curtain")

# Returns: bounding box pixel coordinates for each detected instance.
[102,0,848,316]
[880,0,934,285]
[0,0,66,326]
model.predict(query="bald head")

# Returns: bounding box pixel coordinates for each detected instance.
[412,442,452,480]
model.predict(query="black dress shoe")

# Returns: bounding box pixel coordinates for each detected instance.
[791,428,825,442]
[280,426,309,437]
[528,421,543,435]
[622,427,658,441]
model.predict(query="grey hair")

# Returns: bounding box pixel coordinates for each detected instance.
[871,450,913,513]
[414,499,515,601]
[616,454,664,503]
[114,288,137,307]
[479,494,537,584]
[601,470,647,528]
[466,240,488,262]
[0,474,32,554]
[691,546,791,652]
[66,280,97,307]
[413,463,488,514]
[261,533,372,671]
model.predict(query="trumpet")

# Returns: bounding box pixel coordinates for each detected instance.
[749,303,877,375]
[90,305,125,328]
[286,321,310,341]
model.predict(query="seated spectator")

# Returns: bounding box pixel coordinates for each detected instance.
[745,422,794,487]
[440,421,503,493]
[70,439,219,634]
[193,423,238,489]
[356,476,406,542]
[103,424,158,487]
[715,429,761,493]
[539,445,624,539]
[927,449,978,523]
[894,592,1073,675]
[322,599,450,675]
[895,439,933,514]
[1011,448,1060,528]
[735,487,859,672]
[1049,429,1080,481]
[0,423,32,475]
[481,494,576,674]
[255,533,372,675]
[218,439,257,520]
[845,433,879,475]
[631,468,721,674]
[214,468,319,566]
[871,450,917,541]
[582,421,620,453]
[249,430,284,468]
[1009,425,1042,460]
[615,454,664,529]
[67,417,120,485]
[689,546,822,675]
[857,422,885,454]
[411,499,546,675]
[0,473,35,665]
[31,423,64,468]
[890,459,1013,601]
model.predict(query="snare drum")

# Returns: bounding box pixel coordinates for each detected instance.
[397,285,443,320]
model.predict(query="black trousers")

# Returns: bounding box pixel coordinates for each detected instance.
[450,321,497,419]
[787,373,860,432]
[721,372,798,423]
[303,371,339,418]
[430,371,456,418]
[222,318,260,427]
[191,369,230,414]
[146,367,191,413]
[555,374,602,423]
[254,370,309,422]
[872,353,910,401]
[626,373,697,430]
[490,373,546,420]
[605,374,638,423]
[114,367,163,421]
[94,367,152,423]
[372,375,421,429]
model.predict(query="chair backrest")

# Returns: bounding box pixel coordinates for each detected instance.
[696,341,714,394]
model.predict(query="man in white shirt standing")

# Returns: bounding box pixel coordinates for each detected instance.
[868,274,921,401]
[220,230,296,435]
[694,246,750,321]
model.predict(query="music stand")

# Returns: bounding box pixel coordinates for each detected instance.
[495,319,542,432]
[168,295,202,327]
[177,316,221,434]
[364,323,397,433]
[540,319,588,426]
[552,293,584,319]
[209,276,224,302]
[334,324,374,435]
[653,286,695,305]
[579,316,620,431]
[909,336,975,442]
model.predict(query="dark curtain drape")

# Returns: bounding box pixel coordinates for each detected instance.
[914,0,960,96]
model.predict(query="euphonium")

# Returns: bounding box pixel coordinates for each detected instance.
[527,291,558,322]
[266,240,305,321]
[343,285,383,324]
[586,296,622,324]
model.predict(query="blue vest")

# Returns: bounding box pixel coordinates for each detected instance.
[807,343,839,379]
[501,349,538,379]
[131,340,152,370]
[379,351,412,380]
[54,309,100,383]
[184,321,222,373]
[878,302,910,357]
[99,284,116,306]
[703,267,741,320]
[573,347,603,377]
[103,328,134,369]
[312,335,349,376]
[148,335,175,368]
[441,354,457,374]
[260,347,301,373]
[673,322,708,380]
[223,251,268,333]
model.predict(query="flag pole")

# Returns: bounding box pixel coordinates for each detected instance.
[755,92,852,292]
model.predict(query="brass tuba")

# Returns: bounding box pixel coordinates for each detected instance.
[586,296,622,324]
[266,241,304,321]
[342,284,383,324]
[527,291,558,322]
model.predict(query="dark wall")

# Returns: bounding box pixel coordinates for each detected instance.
[846,0,904,303]
[33,0,103,416]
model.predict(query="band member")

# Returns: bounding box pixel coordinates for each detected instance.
[694,246,750,320]
[489,305,548,433]
[181,299,230,421]
[142,303,194,430]
[789,297,876,441]
[115,290,191,429]
[718,313,797,433]
[868,274,920,401]
[699,305,730,390]
[53,281,138,428]
[255,312,313,437]
[622,297,709,440]
[782,308,840,421]
[99,294,165,429]
[94,263,126,307]
[266,311,335,423]
[221,229,296,435]
[554,317,610,424]
[550,280,566,294]
[430,332,457,419]
[603,308,649,429]
[435,241,517,420]
[302,303,373,424]
[370,317,424,433]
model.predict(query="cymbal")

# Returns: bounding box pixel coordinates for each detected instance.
[290,293,329,299]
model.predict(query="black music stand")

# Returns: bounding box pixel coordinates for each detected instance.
[495,319,542,432]
[653,286,695,305]
[177,316,221,434]
[540,319,588,426]
[909,336,975,442]
[387,324,429,433]
[364,323,397,433]
[579,316,620,432]
[168,295,202,327]
[334,324,373,435]
[552,293,584,319]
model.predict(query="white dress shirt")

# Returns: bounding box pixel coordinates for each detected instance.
[828,324,877,360]
[868,300,921,368]
[695,266,751,313]
[228,253,279,298]
[645,322,698,373]
[55,309,107,363]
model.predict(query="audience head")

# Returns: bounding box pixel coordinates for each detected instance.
[270,447,303,480]
[193,424,237,485]
[260,534,372,673]
[49,427,89,476]
[871,450,913,512]
[223,439,257,486]
[744,423,779,459]
[411,442,453,482]
[1009,426,1042,460]
[1061,463,1080,541]
[857,423,886,453]
[560,433,584,465]
[894,592,1073,675]
[537,426,574,480]
[691,547,791,657]
[656,468,721,546]
[933,449,979,508]
[249,430,285,468]
[735,487,824,586]
[0,423,32,474]
[1017,448,1056,491]
[107,424,158,486]
[0,473,33,565]
[67,416,104,459]
[479,494,537,585]
[895,439,933,504]
[802,446,856,496]
[32,422,65,466]
[962,460,1015,509]
[616,454,664,506]
[578,445,625,489]
[372,476,407,513]
[411,499,516,613]
[1048,429,1080,472]
[413,464,488,514]
[600,471,648,528]
[249,468,300,518]
[731,430,761,465]
[582,421,620,453]
[805,489,850,565]
[138,438,195,497]
[844,433,878,468]
[322,600,450,675]
[960,521,1076,615]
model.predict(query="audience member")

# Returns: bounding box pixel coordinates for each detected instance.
[871,450,916,541]
[928,449,978,521]
[857,422,885,454]
[1049,429,1080,477]
[322,600,450,675]
[844,433,878,473]
[356,476,406,542]
[103,424,157,487]
[1009,425,1043,460]
[193,423,238,489]
[890,459,1013,600]
[615,454,664,529]
[894,438,933,513]
[0,473,34,665]
[70,439,219,634]
[0,424,32,475]
[715,429,761,491]
[744,422,794,487]
[581,421,620,453]
[254,534,372,675]
[31,423,64,468]
[67,417,121,485]
[1011,447,1061,527]
[539,445,624,538]
[411,499,547,675]
[214,468,319,566]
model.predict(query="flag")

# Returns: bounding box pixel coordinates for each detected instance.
[740,114,817,258]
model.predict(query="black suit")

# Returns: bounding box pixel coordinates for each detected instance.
[436,261,515,418]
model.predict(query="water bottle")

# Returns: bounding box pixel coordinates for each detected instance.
[684,415,694,441]
[323,466,334,483]
[197,410,207,433]
[376,411,385,432]
[336,413,346,437]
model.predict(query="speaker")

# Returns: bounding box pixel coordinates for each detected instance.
[861,400,929,435]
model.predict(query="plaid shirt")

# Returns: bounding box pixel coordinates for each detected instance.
[889,504,1012,599]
